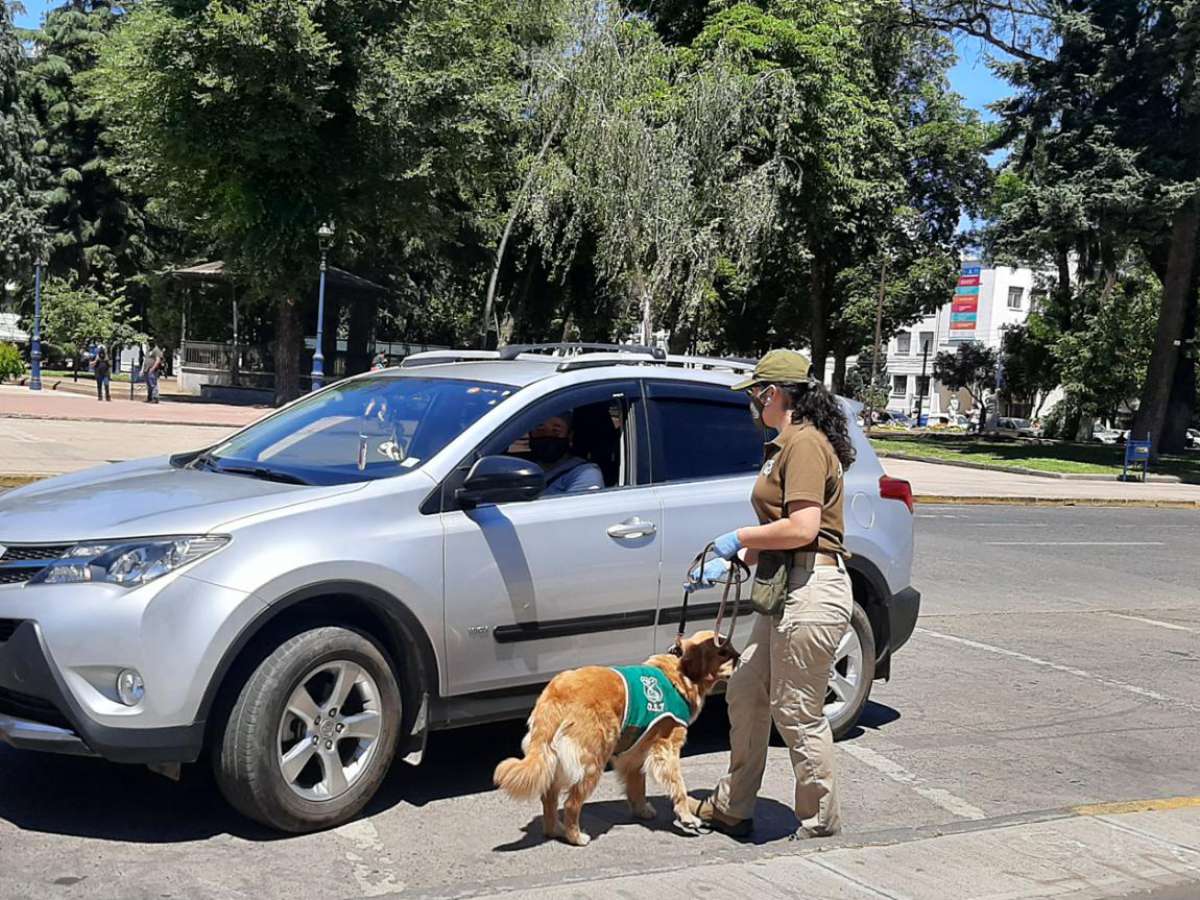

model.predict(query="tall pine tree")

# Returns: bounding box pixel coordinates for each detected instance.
[26,1,152,287]
[0,0,45,284]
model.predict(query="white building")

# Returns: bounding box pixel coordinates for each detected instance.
[885,260,1046,419]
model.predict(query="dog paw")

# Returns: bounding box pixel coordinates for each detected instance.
[630,802,656,821]
[565,831,591,847]
[675,813,703,832]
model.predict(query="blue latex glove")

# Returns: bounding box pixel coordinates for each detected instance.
[687,557,730,588]
[711,530,743,560]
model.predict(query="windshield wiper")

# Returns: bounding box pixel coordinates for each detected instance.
[213,464,313,486]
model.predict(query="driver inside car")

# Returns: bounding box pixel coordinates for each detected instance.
[525,412,604,495]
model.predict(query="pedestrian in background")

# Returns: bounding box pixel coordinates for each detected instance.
[93,347,111,402]
[372,350,389,370]
[689,349,855,840]
[143,345,163,403]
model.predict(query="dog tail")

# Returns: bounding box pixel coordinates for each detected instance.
[493,720,570,800]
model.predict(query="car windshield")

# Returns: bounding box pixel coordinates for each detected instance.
[1011,418,1031,428]
[196,376,517,486]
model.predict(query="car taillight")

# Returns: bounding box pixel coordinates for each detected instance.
[879,475,914,513]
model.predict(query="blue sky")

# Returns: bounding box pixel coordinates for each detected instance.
[948,34,1011,125]
[11,0,52,29]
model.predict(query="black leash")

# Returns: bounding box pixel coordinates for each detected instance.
[671,542,751,656]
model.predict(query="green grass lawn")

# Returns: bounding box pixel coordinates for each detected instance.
[870,433,1200,483]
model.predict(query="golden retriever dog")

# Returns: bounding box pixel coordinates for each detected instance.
[493,630,737,846]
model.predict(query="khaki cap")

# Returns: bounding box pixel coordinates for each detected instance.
[730,349,813,391]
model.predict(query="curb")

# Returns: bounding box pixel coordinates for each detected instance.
[877,449,1184,483]
[916,494,1200,509]
[1,412,253,429]
[0,474,47,489]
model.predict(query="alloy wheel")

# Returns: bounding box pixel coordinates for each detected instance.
[276,660,384,802]
[824,626,863,722]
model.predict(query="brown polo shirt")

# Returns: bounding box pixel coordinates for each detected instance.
[750,424,846,556]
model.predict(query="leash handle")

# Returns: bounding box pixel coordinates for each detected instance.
[676,542,750,648]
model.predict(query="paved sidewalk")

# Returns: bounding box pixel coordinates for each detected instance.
[0,384,267,428]
[885,458,1200,507]
[456,801,1200,900]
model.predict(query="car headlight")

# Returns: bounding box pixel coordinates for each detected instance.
[30,536,230,587]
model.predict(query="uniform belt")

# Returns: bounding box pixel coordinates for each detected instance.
[790,551,845,570]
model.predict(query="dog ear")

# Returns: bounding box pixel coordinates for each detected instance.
[680,638,715,684]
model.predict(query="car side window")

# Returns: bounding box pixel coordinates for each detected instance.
[645,383,763,483]
[436,381,638,509]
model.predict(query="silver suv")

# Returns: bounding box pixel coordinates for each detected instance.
[0,345,919,832]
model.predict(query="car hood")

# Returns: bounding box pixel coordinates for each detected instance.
[0,456,363,544]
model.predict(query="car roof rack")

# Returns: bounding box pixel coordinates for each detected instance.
[554,351,666,372]
[399,349,499,368]
[497,342,667,361]
[663,354,756,374]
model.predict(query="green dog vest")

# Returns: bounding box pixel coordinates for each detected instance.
[611,665,694,755]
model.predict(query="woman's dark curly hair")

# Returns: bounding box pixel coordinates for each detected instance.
[776,381,856,470]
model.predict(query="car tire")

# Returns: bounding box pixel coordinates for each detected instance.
[828,602,876,740]
[213,626,403,833]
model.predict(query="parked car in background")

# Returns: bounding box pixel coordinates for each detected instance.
[987,417,1038,439]
[930,413,968,430]
[1093,427,1123,445]
[0,344,920,833]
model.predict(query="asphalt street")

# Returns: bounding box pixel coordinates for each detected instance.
[1,504,1199,898]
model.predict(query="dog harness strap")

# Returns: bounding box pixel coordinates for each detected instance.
[610,666,693,756]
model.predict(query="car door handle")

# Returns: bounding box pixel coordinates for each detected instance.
[607,517,657,539]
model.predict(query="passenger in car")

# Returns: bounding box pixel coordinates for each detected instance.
[527,413,605,494]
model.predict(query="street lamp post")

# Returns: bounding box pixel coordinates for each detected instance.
[310,222,335,392]
[30,255,46,392]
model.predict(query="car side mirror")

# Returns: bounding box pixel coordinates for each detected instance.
[456,455,545,508]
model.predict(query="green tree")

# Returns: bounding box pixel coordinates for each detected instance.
[933,341,997,412]
[1,0,45,283]
[87,0,557,402]
[998,318,1059,419]
[521,17,785,350]
[984,0,1200,455]
[0,341,23,382]
[845,341,889,412]
[689,1,989,377]
[40,276,145,361]
[25,1,157,288]
[1053,265,1159,438]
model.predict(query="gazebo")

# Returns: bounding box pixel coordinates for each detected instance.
[171,260,386,401]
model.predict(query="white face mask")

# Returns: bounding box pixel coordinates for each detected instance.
[749,385,775,423]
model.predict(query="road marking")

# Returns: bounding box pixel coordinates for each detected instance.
[965,522,1049,527]
[1104,612,1196,633]
[984,541,1165,546]
[914,627,1200,711]
[1075,796,1200,816]
[841,743,986,821]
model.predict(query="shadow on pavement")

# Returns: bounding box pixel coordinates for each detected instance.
[0,698,900,844]
[490,790,797,852]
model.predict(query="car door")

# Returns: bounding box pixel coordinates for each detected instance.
[641,380,762,650]
[440,379,664,695]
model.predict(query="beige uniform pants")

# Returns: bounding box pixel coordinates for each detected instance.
[713,560,853,833]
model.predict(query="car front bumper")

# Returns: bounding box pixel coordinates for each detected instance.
[0,571,266,765]
[0,619,206,763]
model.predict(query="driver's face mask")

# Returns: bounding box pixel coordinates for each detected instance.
[529,435,570,464]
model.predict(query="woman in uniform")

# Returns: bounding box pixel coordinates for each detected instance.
[692,348,856,839]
